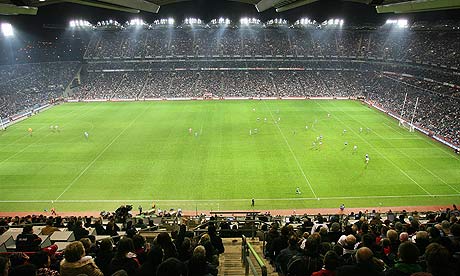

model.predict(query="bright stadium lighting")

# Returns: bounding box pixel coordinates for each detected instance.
[397,19,408,28]
[385,18,409,28]
[322,18,343,26]
[1,23,14,37]
[69,20,76,28]
[240,17,260,26]
[168,18,175,25]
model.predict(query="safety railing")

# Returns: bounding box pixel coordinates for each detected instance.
[241,235,267,276]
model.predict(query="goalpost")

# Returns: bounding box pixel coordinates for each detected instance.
[0,117,5,131]
[398,94,418,133]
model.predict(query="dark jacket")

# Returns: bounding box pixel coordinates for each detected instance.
[15,233,42,252]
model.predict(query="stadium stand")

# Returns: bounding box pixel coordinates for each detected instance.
[0,21,459,275]
[0,207,459,275]
[1,24,459,147]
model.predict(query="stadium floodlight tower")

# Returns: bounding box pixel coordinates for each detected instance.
[385,19,409,28]
[211,18,231,26]
[1,23,14,37]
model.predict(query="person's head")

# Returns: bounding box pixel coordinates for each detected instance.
[99,238,113,252]
[425,243,451,273]
[199,233,210,245]
[64,241,85,262]
[22,225,33,234]
[132,234,146,250]
[79,238,92,254]
[193,245,206,258]
[355,247,373,263]
[45,219,53,227]
[117,237,135,255]
[318,227,327,236]
[398,241,420,264]
[387,229,398,241]
[156,257,186,276]
[323,251,339,271]
[280,225,290,236]
[399,232,409,243]
[156,232,173,247]
[331,222,340,232]
[288,235,298,247]
[441,221,450,232]
[361,233,374,248]
[344,234,356,248]
[0,256,10,276]
[29,251,50,269]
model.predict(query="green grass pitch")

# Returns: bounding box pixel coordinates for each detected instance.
[0,100,459,212]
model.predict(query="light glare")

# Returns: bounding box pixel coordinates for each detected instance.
[1,23,13,37]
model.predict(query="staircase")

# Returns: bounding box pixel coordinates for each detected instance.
[218,237,277,276]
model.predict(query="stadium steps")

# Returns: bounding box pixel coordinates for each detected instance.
[218,238,277,276]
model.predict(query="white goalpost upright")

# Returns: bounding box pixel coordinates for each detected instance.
[398,93,417,133]
[0,117,5,131]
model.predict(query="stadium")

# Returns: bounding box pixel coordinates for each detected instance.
[0,0,459,275]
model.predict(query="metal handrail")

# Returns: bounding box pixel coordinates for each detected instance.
[242,235,267,276]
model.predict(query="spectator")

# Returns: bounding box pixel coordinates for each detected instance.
[15,225,42,252]
[60,241,103,276]
[29,250,60,276]
[336,247,384,276]
[109,237,140,276]
[312,250,340,276]
[384,241,422,276]
[41,219,60,236]
[185,245,218,276]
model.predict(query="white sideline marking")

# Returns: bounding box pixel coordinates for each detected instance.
[384,119,460,161]
[263,100,318,199]
[54,105,151,201]
[1,193,460,203]
[0,104,99,165]
[316,101,433,196]
[374,124,460,194]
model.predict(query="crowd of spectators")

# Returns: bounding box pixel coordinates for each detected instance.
[0,62,80,120]
[71,68,460,146]
[81,28,460,68]
[0,214,225,276]
[263,207,460,276]
[1,206,459,276]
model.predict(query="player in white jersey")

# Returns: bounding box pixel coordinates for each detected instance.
[343,129,347,135]
[84,131,89,140]
[54,125,59,132]
[359,127,363,133]
[305,125,308,130]
[296,187,301,195]
[365,154,370,164]
[353,145,358,152]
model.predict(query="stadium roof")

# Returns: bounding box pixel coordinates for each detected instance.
[1,0,459,15]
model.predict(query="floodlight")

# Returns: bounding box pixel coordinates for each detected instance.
[1,23,13,37]
[69,20,76,28]
[168,18,174,25]
[397,19,408,28]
